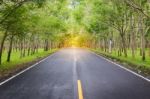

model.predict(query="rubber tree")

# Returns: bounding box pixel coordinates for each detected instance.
[0,0,47,64]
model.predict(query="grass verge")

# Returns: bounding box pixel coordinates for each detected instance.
[91,49,150,77]
[0,49,58,81]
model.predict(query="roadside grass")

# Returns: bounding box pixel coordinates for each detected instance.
[91,48,150,76]
[0,49,58,70]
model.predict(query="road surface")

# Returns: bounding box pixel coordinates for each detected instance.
[0,48,150,99]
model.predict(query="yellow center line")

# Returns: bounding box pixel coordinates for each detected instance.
[77,80,84,99]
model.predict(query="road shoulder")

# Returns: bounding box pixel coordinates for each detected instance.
[89,49,150,82]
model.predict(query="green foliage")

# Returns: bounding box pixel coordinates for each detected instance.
[0,0,150,75]
[0,49,57,70]
[92,49,150,75]
[0,0,69,65]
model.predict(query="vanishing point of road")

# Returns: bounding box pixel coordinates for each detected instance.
[0,48,150,99]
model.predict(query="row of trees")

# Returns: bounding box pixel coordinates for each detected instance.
[0,0,69,65]
[73,0,150,61]
[1,0,150,65]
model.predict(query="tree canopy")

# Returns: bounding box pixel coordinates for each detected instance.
[0,0,150,65]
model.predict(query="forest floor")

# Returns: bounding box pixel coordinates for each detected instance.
[91,49,150,77]
[0,49,57,82]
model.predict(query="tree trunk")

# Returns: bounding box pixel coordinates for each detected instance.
[139,15,145,61]
[109,39,112,53]
[7,35,14,62]
[120,33,127,57]
[141,29,146,61]
[149,41,150,56]
[23,38,26,57]
[130,15,135,58]
[44,39,49,51]
[27,47,30,56]
[104,38,107,52]
[20,41,23,58]
[0,31,7,64]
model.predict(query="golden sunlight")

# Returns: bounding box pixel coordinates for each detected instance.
[70,37,79,47]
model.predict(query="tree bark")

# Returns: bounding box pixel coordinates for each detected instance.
[138,15,146,61]
[7,35,14,62]
[0,31,7,64]
[120,32,128,57]
[20,41,23,58]
[44,39,49,51]
[23,38,26,57]
[141,29,146,61]
[130,15,135,58]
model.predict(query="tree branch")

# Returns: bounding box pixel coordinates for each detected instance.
[0,0,29,24]
[124,0,150,18]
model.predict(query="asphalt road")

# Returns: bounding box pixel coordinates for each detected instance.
[0,48,150,99]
